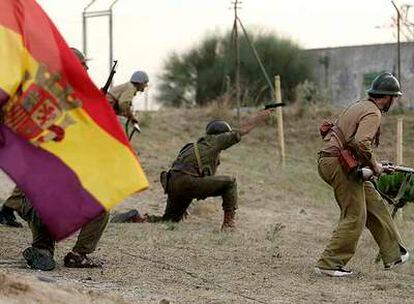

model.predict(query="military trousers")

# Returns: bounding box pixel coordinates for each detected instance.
[162,172,238,222]
[3,190,109,255]
[3,187,24,214]
[316,157,405,270]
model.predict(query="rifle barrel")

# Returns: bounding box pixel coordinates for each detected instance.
[395,165,414,174]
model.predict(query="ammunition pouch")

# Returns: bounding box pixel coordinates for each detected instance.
[319,120,335,138]
[338,149,359,174]
[319,120,360,175]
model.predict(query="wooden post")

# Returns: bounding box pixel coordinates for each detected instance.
[274,76,286,167]
[395,117,404,220]
[396,117,403,165]
[224,75,231,106]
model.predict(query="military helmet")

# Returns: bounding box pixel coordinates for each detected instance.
[206,120,232,135]
[130,71,149,84]
[70,47,88,69]
[367,72,402,97]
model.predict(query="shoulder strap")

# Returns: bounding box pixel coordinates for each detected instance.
[193,143,203,176]
[178,142,193,155]
[331,124,347,148]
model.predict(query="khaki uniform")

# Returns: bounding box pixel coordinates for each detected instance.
[106,82,138,117]
[3,187,109,255]
[317,99,405,269]
[158,131,241,222]
[3,187,24,214]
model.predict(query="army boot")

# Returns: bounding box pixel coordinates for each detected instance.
[111,209,148,223]
[64,251,103,268]
[221,210,236,231]
[23,247,56,271]
[0,206,23,228]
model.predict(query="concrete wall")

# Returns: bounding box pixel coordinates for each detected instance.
[305,42,414,105]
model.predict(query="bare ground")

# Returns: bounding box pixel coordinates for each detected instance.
[0,107,413,303]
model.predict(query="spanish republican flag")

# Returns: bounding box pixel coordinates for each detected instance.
[0,0,148,240]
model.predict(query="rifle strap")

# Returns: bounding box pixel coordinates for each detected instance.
[193,143,203,176]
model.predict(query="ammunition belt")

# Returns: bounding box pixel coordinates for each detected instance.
[171,162,201,177]
[318,151,340,158]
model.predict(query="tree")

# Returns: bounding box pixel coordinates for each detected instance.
[157,30,312,107]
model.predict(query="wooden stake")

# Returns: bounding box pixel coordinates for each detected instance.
[274,76,286,167]
[396,117,403,165]
[395,117,404,220]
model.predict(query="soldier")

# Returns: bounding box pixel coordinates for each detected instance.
[315,72,409,277]
[0,47,92,229]
[0,47,109,270]
[106,70,149,121]
[0,188,24,227]
[70,47,89,70]
[112,109,274,229]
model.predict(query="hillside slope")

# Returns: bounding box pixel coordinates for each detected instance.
[0,106,413,303]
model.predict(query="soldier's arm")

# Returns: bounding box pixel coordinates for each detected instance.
[118,89,136,119]
[348,112,382,175]
[212,131,242,151]
[213,109,274,151]
[239,109,274,136]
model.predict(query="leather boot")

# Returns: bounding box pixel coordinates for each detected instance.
[111,209,147,223]
[221,210,236,231]
[0,206,23,228]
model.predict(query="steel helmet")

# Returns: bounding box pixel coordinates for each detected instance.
[206,120,232,135]
[367,72,402,97]
[130,71,149,84]
[70,47,88,70]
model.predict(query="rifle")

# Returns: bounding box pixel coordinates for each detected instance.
[101,60,118,94]
[382,164,414,174]
[371,162,414,217]
[125,119,141,141]
[357,163,414,181]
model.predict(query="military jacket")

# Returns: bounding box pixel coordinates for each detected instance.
[171,131,241,176]
[107,82,138,115]
[320,98,381,170]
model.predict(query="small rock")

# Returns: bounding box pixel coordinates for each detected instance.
[159,299,170,304]
[36,276,56,283]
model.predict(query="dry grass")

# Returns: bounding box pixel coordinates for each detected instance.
[0,105,413,303]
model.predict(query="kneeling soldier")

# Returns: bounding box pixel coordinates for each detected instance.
[112,109,274,229]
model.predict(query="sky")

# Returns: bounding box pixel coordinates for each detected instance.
[37,0,413,108]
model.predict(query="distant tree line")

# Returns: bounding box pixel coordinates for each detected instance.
[157,30,313,107]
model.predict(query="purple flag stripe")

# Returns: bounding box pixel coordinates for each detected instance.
[0,88,9,107]
[0,125,104,240]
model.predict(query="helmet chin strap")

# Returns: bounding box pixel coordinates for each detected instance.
[382,96,393,113]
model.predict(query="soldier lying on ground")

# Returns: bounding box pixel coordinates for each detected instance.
[111,108,275,230]
[0,48,109,271]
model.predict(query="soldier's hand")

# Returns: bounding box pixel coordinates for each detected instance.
[382,164,396,174]
[373,163,384,176]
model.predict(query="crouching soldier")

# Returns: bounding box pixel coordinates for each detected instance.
[112,109,274,230]
[0,48,109,271]
[20,197,109,270]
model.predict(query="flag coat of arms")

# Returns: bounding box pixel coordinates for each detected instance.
[0,0,148,240]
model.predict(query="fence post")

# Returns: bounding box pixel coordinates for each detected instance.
[395,117,404,220]
[396,117,403,165]
[274,75,286,167]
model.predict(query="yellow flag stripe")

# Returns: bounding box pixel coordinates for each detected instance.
[0,25,148,209]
